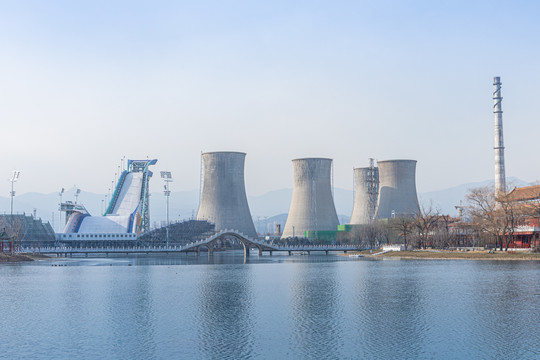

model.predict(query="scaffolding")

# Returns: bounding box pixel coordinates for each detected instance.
[367,158,379,223]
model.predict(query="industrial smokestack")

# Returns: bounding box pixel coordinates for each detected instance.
[374,159,420,219]
[493,76,506,198]
[196,151,258,238]
[350,162,379,224]
[281,158,340,238]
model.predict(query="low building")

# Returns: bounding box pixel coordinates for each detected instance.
[503,185,540,249]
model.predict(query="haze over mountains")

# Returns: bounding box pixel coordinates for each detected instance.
[0,177,530,232]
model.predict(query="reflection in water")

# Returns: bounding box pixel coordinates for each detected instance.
[105,267,157,359]
[0,256,538,359]
[196,264,255,359]
[289,262,344,359]
[471,261,540,359]
[356,261,426,358]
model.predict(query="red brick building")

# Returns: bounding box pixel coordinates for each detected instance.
[504,185,540,249]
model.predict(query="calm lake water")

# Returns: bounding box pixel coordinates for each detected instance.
[0,252,538,359]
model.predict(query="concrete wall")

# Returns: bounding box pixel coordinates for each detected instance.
[196,152,258,238]
[350,167,379,224]
[282,158,340,238]
[374,159,420,219]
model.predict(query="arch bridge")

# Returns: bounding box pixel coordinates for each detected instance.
[25,230,362,257]
[186,230,278,257]
[183,229,361,257]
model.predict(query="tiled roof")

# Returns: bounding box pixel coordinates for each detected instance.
[505,185,540,202]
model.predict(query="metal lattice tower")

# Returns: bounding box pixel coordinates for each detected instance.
[350,159,379,224]
[367,158,379,222]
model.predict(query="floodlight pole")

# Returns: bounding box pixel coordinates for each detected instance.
[166,192,170,247]
[59,188,64,232]
[9,171,20,216]
[160,171,173,247]
[10,181,14,216]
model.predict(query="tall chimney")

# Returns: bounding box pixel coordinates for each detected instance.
[493,76,506,198]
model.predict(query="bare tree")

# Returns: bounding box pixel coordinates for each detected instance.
[0,216,28,254]
[466,186,528,251]
[436,214,455,248]
[376,221,394,246]
[9,216,28,253]
[390,216,415,249]
[413,203,440,249]
[362,223,380,249]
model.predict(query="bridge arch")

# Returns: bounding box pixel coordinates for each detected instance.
[207,232,258,257]
[197,243,213,256]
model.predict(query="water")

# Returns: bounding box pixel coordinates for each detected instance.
[0,253,538,359]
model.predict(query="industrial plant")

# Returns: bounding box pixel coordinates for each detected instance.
[5,153,425,247]
[3,76,538,252]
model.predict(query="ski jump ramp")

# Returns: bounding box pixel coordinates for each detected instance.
[63,159,157,235]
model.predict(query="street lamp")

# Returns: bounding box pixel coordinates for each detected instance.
[160,171,173,247]
[58,187,64,232]
[9,170,20,216]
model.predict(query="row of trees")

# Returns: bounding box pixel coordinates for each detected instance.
[0,216,28,253]
[466,186,539,251]
[336,204,460,249]
[303,186,540,251]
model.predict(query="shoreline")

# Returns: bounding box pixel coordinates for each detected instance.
[0,253,52,263]
[348,250,540,261]
[2,250,539,262]
[0,253,35,262]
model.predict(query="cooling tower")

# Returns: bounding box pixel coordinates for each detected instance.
[350,166,379,224]
[196,152,257,238]
[374,160,420,219]
[281,158,340,238]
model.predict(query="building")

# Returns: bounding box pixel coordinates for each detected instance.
[502,185,540,249]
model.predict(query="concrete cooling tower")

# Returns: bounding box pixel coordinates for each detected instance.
[196,151,257,238]
[350,166,379,224]
[281,158,340,238]
[374,159,420,219]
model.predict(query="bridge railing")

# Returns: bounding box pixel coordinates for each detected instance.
[22,239,361,254]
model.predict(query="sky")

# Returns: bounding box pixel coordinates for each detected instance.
[1,0,539,198]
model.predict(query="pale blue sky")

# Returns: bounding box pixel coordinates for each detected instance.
[1,0,539,197]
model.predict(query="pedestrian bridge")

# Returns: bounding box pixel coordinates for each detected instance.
[25,230,362,257]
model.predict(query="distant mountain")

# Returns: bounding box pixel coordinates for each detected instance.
[253,213,350,234]
[419,177,529,216]
[0,177,532,231]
